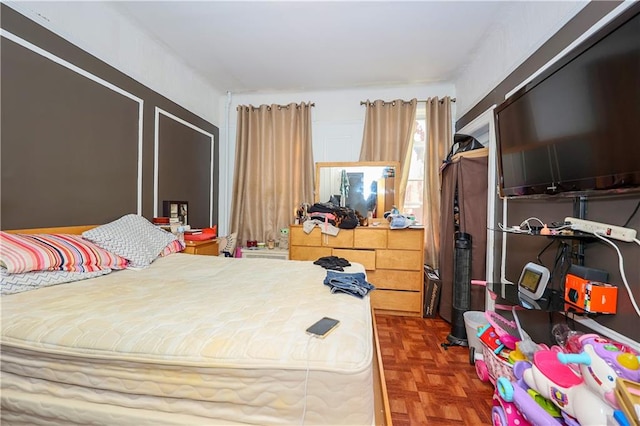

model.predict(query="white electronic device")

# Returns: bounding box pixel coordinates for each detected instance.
[517,262,551,301]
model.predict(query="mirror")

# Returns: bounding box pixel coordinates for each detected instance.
[315,161,400,219]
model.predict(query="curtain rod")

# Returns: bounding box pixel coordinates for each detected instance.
[360,98,456,106]
[236,102,315,111]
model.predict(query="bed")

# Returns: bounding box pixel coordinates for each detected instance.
[1,221,392,425]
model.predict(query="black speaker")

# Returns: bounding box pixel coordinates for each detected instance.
[445,232,472,347]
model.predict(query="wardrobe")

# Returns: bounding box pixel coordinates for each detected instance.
[438,148,488,322]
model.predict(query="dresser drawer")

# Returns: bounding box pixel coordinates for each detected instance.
[290,246,331,261]
[290,222,424,316]
[322,230,354,248]
[387,228,424,250]
[370,289,422,313]
[332,248,376,270]
[354,228,387,249]
[376,249,423,271]
[290,226,322,246]
[367,269,421,291]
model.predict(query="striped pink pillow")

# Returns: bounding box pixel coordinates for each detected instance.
[160,239,185,256]
[0,232,128,274]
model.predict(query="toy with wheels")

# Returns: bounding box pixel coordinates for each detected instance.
[516,349,614,425]
[470,310,521,366]
[474,325,518,385]
[490,385,531,426]
[571,334,640,407]
[473,325,531,426]
[496,375,563,426]
[492,377,565,425]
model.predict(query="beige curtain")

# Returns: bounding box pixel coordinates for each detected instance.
[359,99,417,211]
[230,102,314,246]
[423,96,453,268]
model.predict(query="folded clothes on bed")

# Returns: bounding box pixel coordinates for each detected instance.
[313,255,351,271]
[323,271,375,298]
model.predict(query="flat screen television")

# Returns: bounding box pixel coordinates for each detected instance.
[495,4,640,198]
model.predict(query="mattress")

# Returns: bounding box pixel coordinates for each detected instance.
[1,254,374,425]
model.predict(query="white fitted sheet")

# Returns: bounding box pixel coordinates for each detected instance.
[1,254,374,425]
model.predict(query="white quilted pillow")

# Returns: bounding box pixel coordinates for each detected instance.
[82,214,178,268]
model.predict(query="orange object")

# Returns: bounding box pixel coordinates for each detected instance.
[202,226,217,237]
[564,273,618,314]
[184,233,215,241]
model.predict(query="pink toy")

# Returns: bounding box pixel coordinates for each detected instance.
[508,348,614,425]
[474,325,531,426]
[497,331,640,426]
[497,375,563,426]
[569,334,640,407]
[475,325,517,384]
[490,386,531,426]
[484,310,521,350]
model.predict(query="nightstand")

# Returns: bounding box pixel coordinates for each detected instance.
[183,239,219,256]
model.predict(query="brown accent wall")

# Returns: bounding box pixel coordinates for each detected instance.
[501,196,640,344]
[457,2,640,343]
[1,4,219,229]
[157,112,215,229]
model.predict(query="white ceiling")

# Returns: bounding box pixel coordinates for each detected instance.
[110,1,515,94]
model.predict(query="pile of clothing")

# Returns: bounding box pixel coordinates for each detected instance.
[313,256,351,271]
[323,270,375,298]
[314,256,375,298]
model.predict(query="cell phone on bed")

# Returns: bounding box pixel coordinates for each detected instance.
[306,317,340,338]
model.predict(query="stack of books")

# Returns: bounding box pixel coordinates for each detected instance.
[153,217,172,232]
[184,227,217,241]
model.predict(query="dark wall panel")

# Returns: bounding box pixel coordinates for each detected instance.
[505,196,640,343]
[578,196,640,341]
[158,114,214,228]
[1,37,139,228]
[0,4,219,230]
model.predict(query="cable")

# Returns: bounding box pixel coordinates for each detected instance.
[497,222,531,234]
[592,232,640,318]
[623,200,640,227]
[300,334,313,425]
[634,238,640,247]
[520,217,545,228]
[498,217,572,236]
[536,239,557,264]
[545,241,572,293]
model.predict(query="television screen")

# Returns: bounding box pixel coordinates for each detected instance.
[495,5,640,198]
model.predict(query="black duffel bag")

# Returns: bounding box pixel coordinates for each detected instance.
[334,206,358,229]
[308,202,358,229]
[308,202,339,214]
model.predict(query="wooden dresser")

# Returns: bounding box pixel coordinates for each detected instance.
[289,224,424,316]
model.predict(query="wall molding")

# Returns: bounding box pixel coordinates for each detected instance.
[1,29,145,215]
[153,107,216,226]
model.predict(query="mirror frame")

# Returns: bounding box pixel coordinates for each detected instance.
[314,161,400,217]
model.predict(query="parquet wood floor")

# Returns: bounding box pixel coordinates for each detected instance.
[375,314,494,426]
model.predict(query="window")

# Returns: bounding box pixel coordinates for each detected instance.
[403,104,426,220]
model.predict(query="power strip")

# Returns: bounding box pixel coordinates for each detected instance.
[564,217,637,242]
